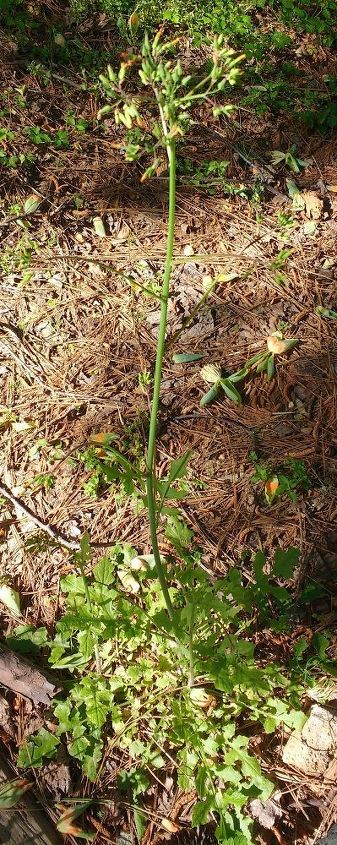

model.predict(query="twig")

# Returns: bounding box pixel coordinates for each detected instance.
[50,72,85,91]
[0,481,116,552]
[0,482,80,551]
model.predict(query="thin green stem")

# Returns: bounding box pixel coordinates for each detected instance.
[188,601,195,687]
[146,139,176,622]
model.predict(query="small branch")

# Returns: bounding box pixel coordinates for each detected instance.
[0,482,80,551]
[0,481,116,552]
[0,482,80,552]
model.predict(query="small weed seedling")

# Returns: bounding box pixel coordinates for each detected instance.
[199,331,298,406]
[316,305,337,321]
[270,144,312,174]
[250,453,310,505]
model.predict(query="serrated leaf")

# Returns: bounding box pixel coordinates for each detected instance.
[18,729,60,769]
[273,546,299,578]
[69,736,90,758]
[82,743,103,780]
[78,629,94,659]
[0,584,21,616]
[191,798,212,827]
[93,557,114,585]
[165,514,193,551]
[60,574,85,594]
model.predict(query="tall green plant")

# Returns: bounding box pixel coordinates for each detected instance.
[98,30,243,620]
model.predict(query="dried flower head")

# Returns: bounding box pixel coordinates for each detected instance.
[200,364,222,384]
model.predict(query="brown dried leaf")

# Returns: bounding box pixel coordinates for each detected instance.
[250,796,282,830]
[161,818,180,833]
[302,191,323,220]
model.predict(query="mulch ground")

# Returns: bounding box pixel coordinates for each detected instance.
[1,13,337,845]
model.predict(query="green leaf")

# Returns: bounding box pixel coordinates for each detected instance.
[82,742,103,780]
[283,709,307,731]
[286,177,299,197]
[54,699,73,733]
[60,574,85,594]
[133,807,146,842]
[255,356,268,374]
[191,798,212,827]
[0,584,21,617]
[267,353,275,380]
[263,715,277,733]
[165,513,193,551]
[0,778,32,808]
[69,736,90,758]
[316,306,337,320]
[93,557,114,585]
[220,378,242,404]
[173,352,204,363]
[200,383,219,406]
[51,653,89,670]
[84,684,111,728]
[273,547,299,579]
[92,216,106,238]
[78,629,95,659]
[312,632,330,659]
[24,195,41,215]
[158,450,191,511]
[229,367,249,383]
[18,729,60,769]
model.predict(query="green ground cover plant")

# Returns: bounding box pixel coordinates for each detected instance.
[2,1,337,131]
[14,537,310,844]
